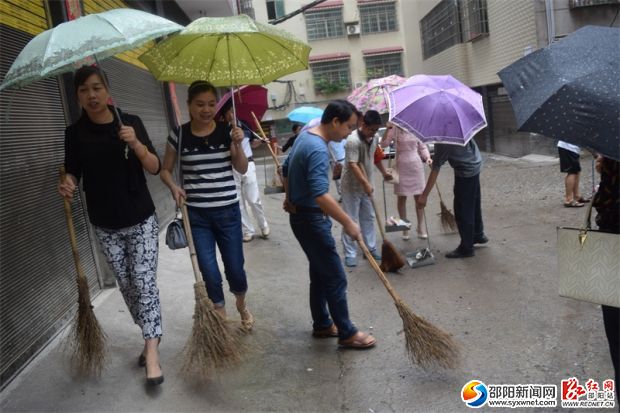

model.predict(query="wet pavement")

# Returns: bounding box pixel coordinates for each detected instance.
[0,152,613,413]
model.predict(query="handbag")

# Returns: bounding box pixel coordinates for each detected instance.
[165,217,188,250]
[557,202,620,307]
[164,126,189,250]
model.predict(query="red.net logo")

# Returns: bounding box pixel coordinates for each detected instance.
[560,377,616,409]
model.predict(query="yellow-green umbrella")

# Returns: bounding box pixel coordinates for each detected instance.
[138,14,311,87]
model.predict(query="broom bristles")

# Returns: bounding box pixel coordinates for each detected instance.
[181,281,245,378]
[395,299,460,369]
[69,276,106,376]
[380,240,406,272]
[439,201,457,232]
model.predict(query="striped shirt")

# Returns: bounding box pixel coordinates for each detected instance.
[168,122,238,209]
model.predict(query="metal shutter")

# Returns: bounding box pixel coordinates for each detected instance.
[0,24,100,388]
[98,58,175,225]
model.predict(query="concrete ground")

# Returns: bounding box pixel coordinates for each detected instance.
[0,153,614,413]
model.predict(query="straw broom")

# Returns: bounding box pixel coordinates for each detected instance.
[179,203,244,378]
[359,164,405,272]
[435,182,457,232]
[59,166,106,376]
[357,239,459,369]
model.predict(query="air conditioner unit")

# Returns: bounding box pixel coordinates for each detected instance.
[354,81,364,88]
[346,23,360,36]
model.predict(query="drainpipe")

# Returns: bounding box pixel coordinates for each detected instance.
[545,0,556,44]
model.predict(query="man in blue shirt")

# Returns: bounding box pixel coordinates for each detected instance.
[417,139,488,258]
[282,100,376,349]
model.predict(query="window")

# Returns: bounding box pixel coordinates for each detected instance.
[359,2,398,34]
[310,60,350,94]
[266,0,285,20]
[364,53,403,80]
[305,8,345,40]
[460,0,488,41]
[239,0,255,19]
[420,0,461,59]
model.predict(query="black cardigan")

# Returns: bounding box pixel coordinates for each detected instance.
[64,108,160,229]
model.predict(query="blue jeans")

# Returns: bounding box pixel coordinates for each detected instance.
[187,204,248,306]
[290,212,357,340]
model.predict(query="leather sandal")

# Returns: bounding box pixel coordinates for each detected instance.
[338,331,376,349]
[312,324,338,338]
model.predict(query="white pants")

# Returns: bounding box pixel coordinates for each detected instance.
[341,191,377,258]
[233,161,268,236]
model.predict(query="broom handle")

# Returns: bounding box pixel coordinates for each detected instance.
[359,164,387,240]
[59,166,88,282]
[180,203,202,283]
[435,182,444,202]
[251,111,280,168]
[358,239,402,303]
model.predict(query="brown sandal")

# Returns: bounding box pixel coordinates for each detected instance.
[312,324,338,338]
[338,331,376,349]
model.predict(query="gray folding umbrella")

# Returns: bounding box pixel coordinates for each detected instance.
[498,25,619,161]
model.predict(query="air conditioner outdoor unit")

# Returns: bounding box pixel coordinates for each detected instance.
[354,81,364,88]
[346,23,360,36]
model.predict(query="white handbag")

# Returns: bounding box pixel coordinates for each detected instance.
[557,202,620,308]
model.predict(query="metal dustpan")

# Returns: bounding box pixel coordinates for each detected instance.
[405,211,436,268]
[406,247,435,268]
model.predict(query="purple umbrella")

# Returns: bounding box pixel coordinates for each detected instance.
[388,75,487,145]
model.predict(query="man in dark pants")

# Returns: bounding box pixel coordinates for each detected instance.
[417,139,488,258]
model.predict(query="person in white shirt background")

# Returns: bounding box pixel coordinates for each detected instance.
[219,100,270,242]
[557,140,589,208]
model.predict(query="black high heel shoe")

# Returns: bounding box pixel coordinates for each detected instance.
[145,364,164,386]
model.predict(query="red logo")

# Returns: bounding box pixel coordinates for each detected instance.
[561,377,586,401]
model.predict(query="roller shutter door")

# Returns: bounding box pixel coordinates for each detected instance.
[0,24,100,388]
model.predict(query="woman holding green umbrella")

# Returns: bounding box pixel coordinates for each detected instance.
[159,81,254,329]
[58,65,164,385]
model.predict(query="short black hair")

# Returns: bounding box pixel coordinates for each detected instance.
[74,65,109,95]
[363,110,382,126]
[292,124,301,133]
[321,99,357,125]
[187,80,217,104]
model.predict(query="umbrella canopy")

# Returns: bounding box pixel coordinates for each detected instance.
[498,25,620,160]
[347,74,406,114]
[215,85,268,127]
[138,14,311,87]
[287,106,324,124]
[388,75,487,145]
[0,8,182,91]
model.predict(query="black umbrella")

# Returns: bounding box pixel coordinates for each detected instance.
[498,25,619,161]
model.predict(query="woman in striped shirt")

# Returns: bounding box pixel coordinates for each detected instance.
[160,81,254,330]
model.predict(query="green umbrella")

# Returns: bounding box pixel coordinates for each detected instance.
[138,14,311,87]
[0,8,183,91]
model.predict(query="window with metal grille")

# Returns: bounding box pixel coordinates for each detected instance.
[266,0,285,20]
[460,0,488,41]
[359,2,398,34]
[420,0,461,59]
[311,60,350,93]
[305,8,344,40]
[239,0,256,19]
[364,53,403,80]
